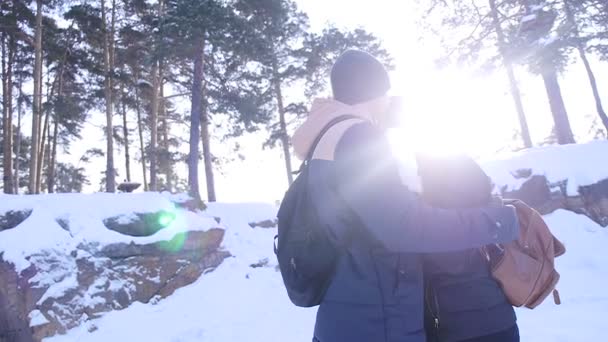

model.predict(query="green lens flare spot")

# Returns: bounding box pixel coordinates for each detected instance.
[157,232,187,253]
[157,210,177,228]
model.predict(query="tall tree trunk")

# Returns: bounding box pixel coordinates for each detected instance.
[2,34,15,193]
[121,86,131,182]
[48,68,65,194]
[134,70,148,191]
[201,81,216,202]
[101,0,116,192]
[43,112,51,192]
[0,35,5,193]
[149,62,159,191]
[48,118,59,193]
[35,60,44,190]
[29,0,43,194]
[504,65,532,147]
[578,48,608,134]
[489,0,532,148]
[188,38,205,203]
[542,70,575,144]
[563,0,608,134]
[149,0,164,191]
[159,67,172,192]
[44,47,68,193]
[14,76,23,194]
[40,57,58,191]
[37,72,51,192]
[271,58,293,185]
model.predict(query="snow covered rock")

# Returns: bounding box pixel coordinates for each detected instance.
[482,141,608,226]
[103,211,178,237]
[0,193,228,342]
[248,219,278,229]
[0,209,32,232]
[578,179,608,227]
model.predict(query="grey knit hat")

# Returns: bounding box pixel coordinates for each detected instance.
[330,50,391,105]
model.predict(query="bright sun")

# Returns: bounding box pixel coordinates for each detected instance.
[387,69,520,160]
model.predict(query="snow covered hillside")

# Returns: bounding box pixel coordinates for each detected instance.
[43,205,607,342]
[0,193,227,340]
[481,140,608,196]
[1,141,607,342]
[42,203,317,342]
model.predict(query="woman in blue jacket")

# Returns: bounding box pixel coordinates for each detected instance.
[417,155,520,342]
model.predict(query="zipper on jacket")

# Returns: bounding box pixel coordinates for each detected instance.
[425,285,441,335]
[433,290,441,330]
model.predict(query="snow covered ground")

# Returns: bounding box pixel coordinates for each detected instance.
[481,140,608,195]
[44,203,315,342]
[0,192,216,273]
[2,141,607,341]
[43,203,607,342]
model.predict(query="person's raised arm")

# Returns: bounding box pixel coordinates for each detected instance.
[332,122,518,253]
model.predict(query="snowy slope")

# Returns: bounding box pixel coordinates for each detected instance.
[0,192,216,272]
[45,203,608,342]
[481,141,608,195]
[44,203,316,342]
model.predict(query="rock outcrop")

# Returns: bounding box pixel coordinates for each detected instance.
[0,209,32,232]
[500,173,608,227]
[0,203,228,342]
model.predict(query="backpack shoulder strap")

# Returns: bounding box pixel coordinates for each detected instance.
[295,114,362,174]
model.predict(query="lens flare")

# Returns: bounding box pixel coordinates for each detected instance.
[157,211,176,227]
[157,232,187,253]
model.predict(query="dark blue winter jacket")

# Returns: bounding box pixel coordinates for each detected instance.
[423,249,517,342]
[418,155,517,342]
[306,122,519,342]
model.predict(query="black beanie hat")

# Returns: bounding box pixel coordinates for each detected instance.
[330,50,391,105]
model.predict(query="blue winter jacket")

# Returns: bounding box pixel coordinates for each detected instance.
[418,155,517,342]
[307,122,519,342]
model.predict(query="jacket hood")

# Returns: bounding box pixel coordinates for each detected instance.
[292,98,374,160]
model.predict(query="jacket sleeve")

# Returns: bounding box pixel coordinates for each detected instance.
[332,122,519,253]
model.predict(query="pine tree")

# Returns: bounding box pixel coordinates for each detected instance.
[30,0,43,194]
[561,0,608,134]
[164,0,225,203]
[12,37,33,194]
[1,18,16,193]
[422,0,534,148]
[422,0,579,146]
[114,4,151,191]
[233,0,310,186]
[236,0,392,186]
[517,2,575,144]
[490,0,533,148]
[100,0,116,192]
[165,0,272,202]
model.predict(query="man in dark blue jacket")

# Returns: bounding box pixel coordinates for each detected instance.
[291,50,520,342]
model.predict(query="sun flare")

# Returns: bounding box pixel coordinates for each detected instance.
[388,69,522,160]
